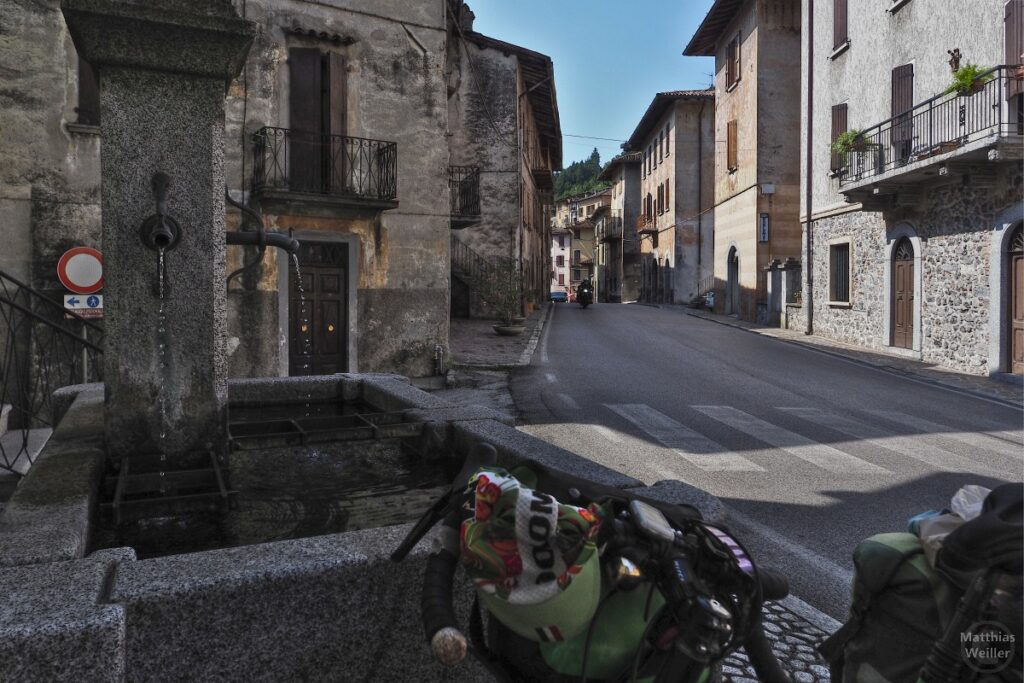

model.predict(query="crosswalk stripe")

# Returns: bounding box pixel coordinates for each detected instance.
[605,404,764,472]
[779,407,986,473]
[692,406,889,474]
[865,411,1024,464]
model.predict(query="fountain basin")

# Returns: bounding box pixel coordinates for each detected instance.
[0,374,721,681]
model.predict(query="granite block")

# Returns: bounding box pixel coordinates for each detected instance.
[0,557,126,682]
[50,382,102,427]
[49,388,104,444]
[361,375,455,412]
[406,405,516,427]
[451,419,645,490]
[228,375,347,406]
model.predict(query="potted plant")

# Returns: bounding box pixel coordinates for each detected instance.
[830,129,868,160]
[944,63,993,96]
[478,258,526,335]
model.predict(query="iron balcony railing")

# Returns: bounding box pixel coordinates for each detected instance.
[0,269,104,474]
[252,126,398,201]
[636,214,657,233]
[449,166,481,219]
[838,65,1022,185]
[598,213,624,242]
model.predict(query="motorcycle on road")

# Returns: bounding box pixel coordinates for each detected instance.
[577,282,593,309]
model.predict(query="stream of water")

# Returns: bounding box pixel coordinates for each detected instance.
[292,253,314,415]
[157,248,169,491]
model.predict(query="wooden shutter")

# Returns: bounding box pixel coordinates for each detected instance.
[326,52,348,192]
[833,0,848,49]
[726,38,737,87]
[727,120,738,170]
[891,64,914,144]
[734,32,741,84]
[77,56,100,126]
[664,183,670,211]
[1007,1,1024,98]
[830,103,848,171]
[289,47,323,193]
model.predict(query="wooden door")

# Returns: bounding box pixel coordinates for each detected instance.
[289,243,348,376]
[1010,225,1024,374]
[892,238,914,349]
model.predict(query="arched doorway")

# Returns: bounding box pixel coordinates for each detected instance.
[891,237,915,349]
[726,247,740,316]
[1009,223,1024,374]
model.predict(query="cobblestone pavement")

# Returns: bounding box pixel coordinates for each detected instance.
[441,304,842,682]
[682,307,1022,406]
[722,598,837,682]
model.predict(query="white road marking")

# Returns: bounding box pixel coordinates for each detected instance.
[692,406,889,474]
[865,411,1024,464]
[556,393,580,410]
[605,404,764,472]
[545,372,557,383]
[727,509,854,591]
[779,407,987,473]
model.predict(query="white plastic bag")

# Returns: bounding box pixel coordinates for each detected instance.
[950,484,991,522]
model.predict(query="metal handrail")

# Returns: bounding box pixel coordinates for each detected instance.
[0,270,104,338]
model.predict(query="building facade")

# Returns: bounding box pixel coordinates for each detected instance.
[797,0,1023,376]
[626,91,715,305]
[598,152,643,303]
[685,0,803,322]
[550,226,573,295]
[447,6,561,315]
[553,189,611,297]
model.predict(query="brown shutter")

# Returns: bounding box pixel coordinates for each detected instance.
[734,32,741,83]
[77,56,100,126]
[833,0,848,49]
[727,120,738,170]
[326,52,348,192]
[830,103,848,171]
[891,64,914,145]
[1007,1,1024,98]
[665,183,670,211]
[289,47,323,193]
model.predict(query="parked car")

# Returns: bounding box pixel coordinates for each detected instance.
[549,290,568,303]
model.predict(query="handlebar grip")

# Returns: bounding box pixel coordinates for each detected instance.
[759,567,790,602]
[422,548,467,666]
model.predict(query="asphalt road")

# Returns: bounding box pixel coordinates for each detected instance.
[510,301,1024,619]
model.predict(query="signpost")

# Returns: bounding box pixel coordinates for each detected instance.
[759,213,770,243]
[57,247,104,319]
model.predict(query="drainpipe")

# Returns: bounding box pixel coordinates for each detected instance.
[804,0,815,335]
[697,100,706,270]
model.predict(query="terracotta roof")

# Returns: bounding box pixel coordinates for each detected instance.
[598,152,642,181]
[683,0,747,56]
[625,89,714,149]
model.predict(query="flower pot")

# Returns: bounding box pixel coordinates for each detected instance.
[493,324,525,336]
[508,316,526,324]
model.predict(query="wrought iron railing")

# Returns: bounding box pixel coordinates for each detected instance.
[449,166,481,218]
[599,214,623,242]
[0,269,104,474]
[251,126,398,201]
[636,214,656,232]
[838,65,1022,185]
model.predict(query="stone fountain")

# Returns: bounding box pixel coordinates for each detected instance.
[0,2,718,680]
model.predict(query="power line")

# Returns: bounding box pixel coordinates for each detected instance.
[564,133,627,143]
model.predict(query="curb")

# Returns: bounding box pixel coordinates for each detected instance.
[685,310,1022,409]
[452,303,553,371]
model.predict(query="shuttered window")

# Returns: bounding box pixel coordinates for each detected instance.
[664,183,670,211]
[726,33,742,88]
[830,103,848,172]
[833,0,848,49]
[829,242,850,303]
[891,64,914,160]
[1007,0,1024,98]
[77,56,100,126]
[289,47,348,193]
[727,120,738,171]
[665,125,671,155]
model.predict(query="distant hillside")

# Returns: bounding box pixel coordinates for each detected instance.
[554,148,611,201]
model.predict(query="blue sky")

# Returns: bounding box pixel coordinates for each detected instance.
[470,0,716,167]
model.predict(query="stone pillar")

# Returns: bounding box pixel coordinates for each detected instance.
[62,1,255,463]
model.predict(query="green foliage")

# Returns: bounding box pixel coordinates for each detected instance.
[830,129,865,156]
[944,64,993,95]
[554,147,611,201]
[477,258,523,324]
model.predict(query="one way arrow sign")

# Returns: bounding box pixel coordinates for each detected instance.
[64,294,103,320]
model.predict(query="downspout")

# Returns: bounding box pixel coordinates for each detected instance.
[697,100,706,269]
[804,0,815,335]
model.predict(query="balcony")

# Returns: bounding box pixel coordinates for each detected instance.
[251,127,398,211]
[837,65,1023,208]
[636,214,657,235]
[449,166,481,230]
[598,213,624,242]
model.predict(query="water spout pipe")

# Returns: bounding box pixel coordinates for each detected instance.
[225,189,299,290]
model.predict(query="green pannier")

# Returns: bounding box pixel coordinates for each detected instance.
[819,532,964,683]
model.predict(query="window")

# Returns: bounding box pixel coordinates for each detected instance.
[289,47,348,193]
[665,125,671,155]
[556,255,564,267]
[727,120,738,172]
[573,249,581,264]
[657,185,663,214]
[833,0,848,49]
[726,32,741,89]
[891,64,914,163]
[558,273,564,285]
[76,56,100,126]
[658,132,663,160]
[830,103,848,172]
[829,242,851,303]
[665,183,670,211]
[572,269,581,282]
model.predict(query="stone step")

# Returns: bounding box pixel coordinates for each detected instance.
[0,404,11,439]
[0,427,53,477]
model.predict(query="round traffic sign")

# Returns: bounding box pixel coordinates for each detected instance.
[57,247,104,294]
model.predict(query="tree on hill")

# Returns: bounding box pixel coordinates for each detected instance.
[554,147,611,200]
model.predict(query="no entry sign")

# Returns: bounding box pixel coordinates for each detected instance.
[57,247,104,294]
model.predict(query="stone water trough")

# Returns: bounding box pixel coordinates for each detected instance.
[0,373,719,681]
